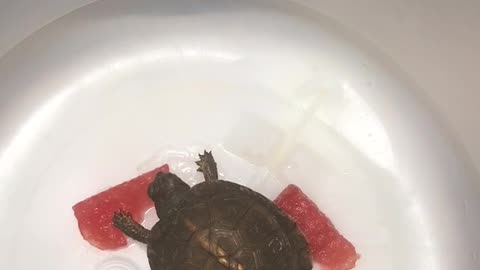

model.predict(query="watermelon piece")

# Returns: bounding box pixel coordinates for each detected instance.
[274,184,359,270]
[72,164,169,250]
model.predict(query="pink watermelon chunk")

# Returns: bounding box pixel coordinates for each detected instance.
[72,164,169,250]
[274,184,359,270]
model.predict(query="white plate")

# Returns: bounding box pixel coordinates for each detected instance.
[0,1,479,270]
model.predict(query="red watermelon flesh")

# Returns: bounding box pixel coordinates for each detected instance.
[72,164,169,250]
[274,184,359,270]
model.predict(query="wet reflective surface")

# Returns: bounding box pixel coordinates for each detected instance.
[0,0,479,270]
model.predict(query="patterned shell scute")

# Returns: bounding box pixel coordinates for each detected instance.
[147,180,312,270]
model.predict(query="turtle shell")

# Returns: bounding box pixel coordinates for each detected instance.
[147,180,312,270]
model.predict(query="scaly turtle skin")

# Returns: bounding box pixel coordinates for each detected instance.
[113,151,312,270]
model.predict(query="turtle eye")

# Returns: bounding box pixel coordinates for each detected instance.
[148,172,189,202]
[147,177,162,200]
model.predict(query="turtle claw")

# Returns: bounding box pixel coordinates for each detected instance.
[112,209,151,244]
[196,150,218,181]
[112,209,132,227]
[195,160,203,172]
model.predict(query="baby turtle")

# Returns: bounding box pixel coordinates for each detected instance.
[113,151,312,270]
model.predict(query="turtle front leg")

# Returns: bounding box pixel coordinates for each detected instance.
[113,209,150,244]
[195,150,219,181]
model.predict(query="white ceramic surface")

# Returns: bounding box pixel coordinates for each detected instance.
[0,0,479,270]
[2,0,480,174]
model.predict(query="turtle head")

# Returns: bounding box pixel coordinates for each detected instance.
[148,172,190,205]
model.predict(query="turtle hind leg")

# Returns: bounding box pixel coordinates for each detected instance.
[195,150,219,181]
[113,209,151,244]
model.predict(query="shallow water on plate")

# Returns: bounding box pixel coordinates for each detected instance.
[0,0,464,268]
[0,68,427,270]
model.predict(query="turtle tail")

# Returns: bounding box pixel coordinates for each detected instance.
[196,150,219,181]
